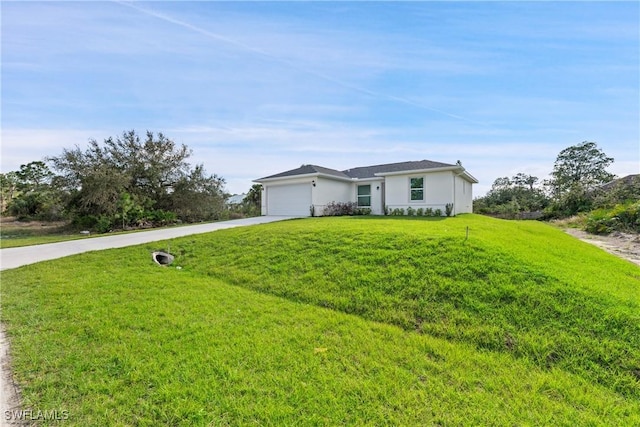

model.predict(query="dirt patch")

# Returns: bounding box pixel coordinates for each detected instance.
[0,327,22,427]
[0,216,68,231]
[564,228,640,266]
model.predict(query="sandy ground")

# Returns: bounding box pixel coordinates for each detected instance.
[0,327,21,427]
[564,228,640,266]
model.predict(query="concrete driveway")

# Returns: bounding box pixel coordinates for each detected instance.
[0,216,296,271]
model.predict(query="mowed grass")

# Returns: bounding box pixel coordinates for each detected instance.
[1,214,639,425]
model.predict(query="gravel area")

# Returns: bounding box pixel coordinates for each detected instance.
[564,228,640,266]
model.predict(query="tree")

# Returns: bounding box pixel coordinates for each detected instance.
[48,130,226,226]
[546,141,615,216]
[242,184,262,216]
[15,161,54,191]
[0,172,19,213]
[4,162,63,220]
[169,165,227,222]
[548,141,614,197]
[474,173,548,217]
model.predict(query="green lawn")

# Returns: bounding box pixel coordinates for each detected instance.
[1,215,638,425]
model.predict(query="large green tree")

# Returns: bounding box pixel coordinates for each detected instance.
[546,141,615,216]
[548,141,615,197]
[48,130,226,225]
[15,161,54,191]
[3,161,63,219]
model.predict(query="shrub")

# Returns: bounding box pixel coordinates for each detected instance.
[585,201,640,234]
[425,208,434,216]
[72,215,99,231]
[416,208,424,217]
[406,207,415,216]
[95,215,113,233]
[354,208,371,215]
[146,209,177,226]
[322,201,357,216]
[434,208,443,217]
[445,203,454,217]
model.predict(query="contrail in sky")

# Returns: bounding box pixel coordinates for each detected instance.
[114,0,483,126]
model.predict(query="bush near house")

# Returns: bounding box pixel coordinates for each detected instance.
[322,201,370,216]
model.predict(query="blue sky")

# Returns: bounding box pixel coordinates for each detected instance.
[2,1,638,196]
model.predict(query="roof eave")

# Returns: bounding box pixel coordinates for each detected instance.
[254,172,352,184]
[460,171,479,184]
[373,166,479,183]
[254,172,320,183]
[374,165,459,177]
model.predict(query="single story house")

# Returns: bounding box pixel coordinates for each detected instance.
[253,159,478,217]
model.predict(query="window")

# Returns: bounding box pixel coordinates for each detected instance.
[410,177,424,201]
[357,185,371,207]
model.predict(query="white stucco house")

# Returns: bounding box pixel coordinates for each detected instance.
[253,159,478,217]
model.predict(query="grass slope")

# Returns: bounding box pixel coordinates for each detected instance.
[1,215,639,425]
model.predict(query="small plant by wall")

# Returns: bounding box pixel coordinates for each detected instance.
[445,203,454,217]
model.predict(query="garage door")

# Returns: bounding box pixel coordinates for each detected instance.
[266,184,311,216]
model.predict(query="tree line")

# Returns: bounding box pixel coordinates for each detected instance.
[474,141,640,233]
[0,130,261,231]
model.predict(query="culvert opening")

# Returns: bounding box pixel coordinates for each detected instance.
[152,251,174,266]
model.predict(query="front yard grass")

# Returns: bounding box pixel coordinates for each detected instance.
[1,215,639,425]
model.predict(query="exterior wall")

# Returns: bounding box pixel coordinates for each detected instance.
[354,179,384,215]
[312,177,353,215]
[384,171,454,214]
[454,174,473,214]
[259,169,475,217]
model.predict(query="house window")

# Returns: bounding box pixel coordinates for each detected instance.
[357,185,371,207]
[410,177,424,201]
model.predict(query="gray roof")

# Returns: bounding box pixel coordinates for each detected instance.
[342,160,455,179]
[259,164,350,180]
[599,174,640,191]
[258,159,457,181]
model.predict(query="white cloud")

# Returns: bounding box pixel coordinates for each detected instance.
[0,128,107,172]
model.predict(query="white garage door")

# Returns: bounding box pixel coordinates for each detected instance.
[267,184,311,216]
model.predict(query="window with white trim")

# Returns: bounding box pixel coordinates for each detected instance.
[410,177,424,201]
[357,185,371,207]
